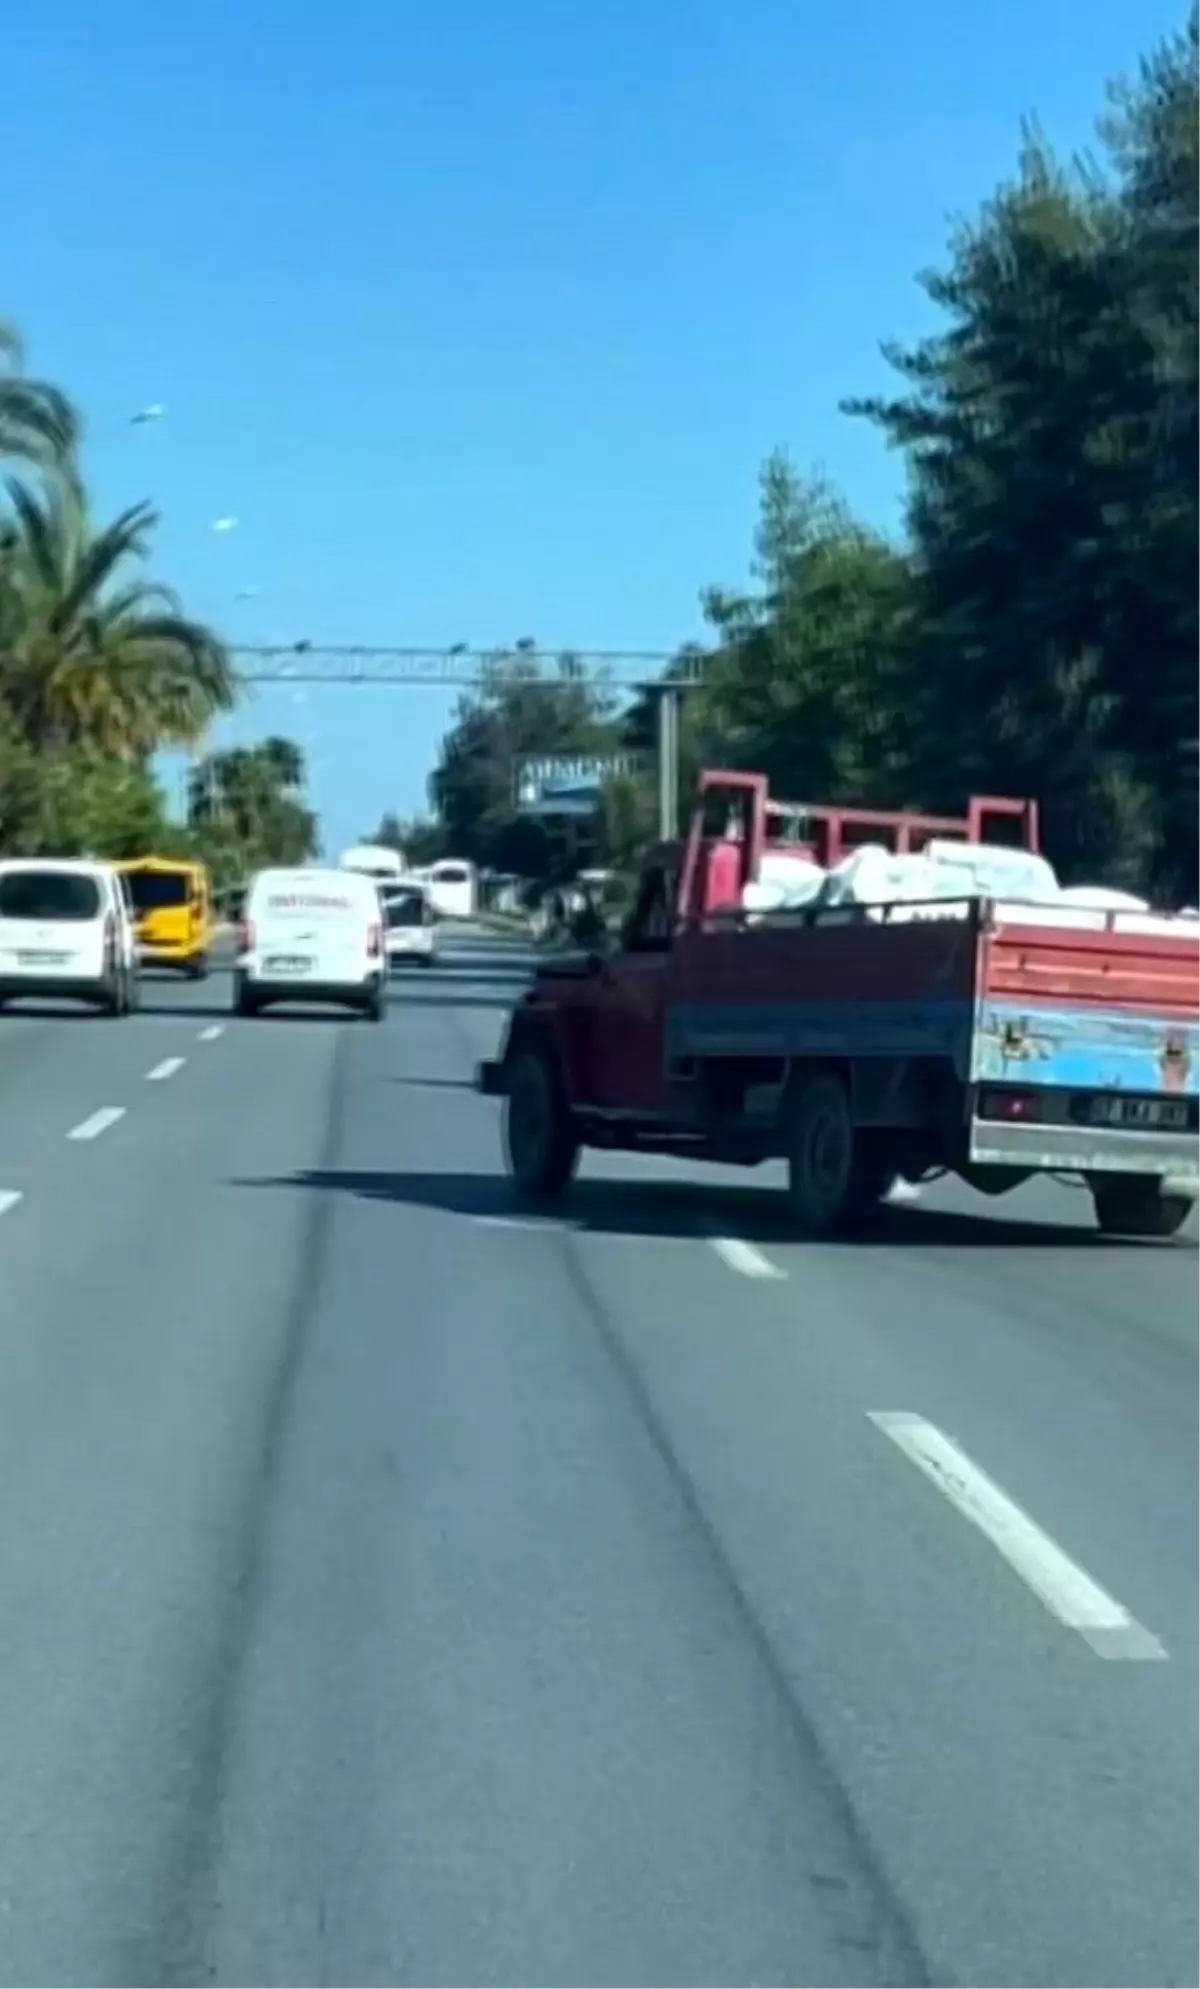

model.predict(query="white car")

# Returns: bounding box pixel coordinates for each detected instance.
[0,857,140,1015]
[380,881,438,969]
[234,865,388,1019]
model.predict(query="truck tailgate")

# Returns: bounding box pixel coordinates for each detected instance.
[973,919,1199,1097]
[968,915,1198,1182]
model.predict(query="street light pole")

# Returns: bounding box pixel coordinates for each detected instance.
[656,685,680,842]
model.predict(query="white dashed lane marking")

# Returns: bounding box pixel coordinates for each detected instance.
[197,1025,223,1042]
[0,1190,23,1218]
[869,1411,1166,1661]
[708,1236,786,1279]
[67,1107,126,1143]
[146,1057,185,1082]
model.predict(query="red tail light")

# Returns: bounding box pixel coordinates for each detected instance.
[367,921,382,958]
[236,917,255,953]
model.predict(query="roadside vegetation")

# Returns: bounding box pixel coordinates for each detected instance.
[427,15,1198,908]
[0,324,317,888]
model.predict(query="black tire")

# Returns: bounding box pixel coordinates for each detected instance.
[1092,1178,1193,1239]
[504,1043,579,1202]
[125,970,142,1013]
[187,953,209,982]
[98,966,127,1017]
[363,982,386,1022]
[783,1071,856,1237]
[234,973,259,1018]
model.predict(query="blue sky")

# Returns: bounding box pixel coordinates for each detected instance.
[8,0,1185,852]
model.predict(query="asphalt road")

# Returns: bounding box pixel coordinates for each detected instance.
[0,931,1195,1988]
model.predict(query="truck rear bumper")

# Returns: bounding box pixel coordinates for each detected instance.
[969,1115,1199,1193]
[477,1058,505,1097]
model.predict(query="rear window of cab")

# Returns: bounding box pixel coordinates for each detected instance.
[382,889,430,927]
[124,870,190,911]
[0,870,102,921]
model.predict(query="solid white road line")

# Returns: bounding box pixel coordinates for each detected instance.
[709,1236,786,1280]
[868,1411,1166,1660]
[146,1056,186,1082]
[67,1107,126,1143]
[197,1025,223,1042]
[0,1190,23,1219]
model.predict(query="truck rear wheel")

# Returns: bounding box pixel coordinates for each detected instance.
[783,1072,856,1236]
[504,1045,579,1202]
[1091,1178,1192,1239]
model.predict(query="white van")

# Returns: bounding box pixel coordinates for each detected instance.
[339,842,406,882]
[380,879,438,968]
[426,858,477,919]
[234,866,387,1019]
[0,858,140,1015]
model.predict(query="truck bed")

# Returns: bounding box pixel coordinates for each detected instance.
[665,901,1199,1107]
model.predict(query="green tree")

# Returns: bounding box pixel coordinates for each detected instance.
[845,12,1197,895]
[188,738,318,881]
[0,321,77,468]
[367,812,446,865]
[430,649,618,876]
[693,454,916,807]
[0,475,235,757]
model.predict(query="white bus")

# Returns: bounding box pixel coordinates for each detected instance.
[339,843,406,883]
[426,858,477,920]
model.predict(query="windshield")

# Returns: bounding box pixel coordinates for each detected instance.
[0,870,102,921]
[434,863,470,884]
[125,870,191,911]
[383,890,428,927]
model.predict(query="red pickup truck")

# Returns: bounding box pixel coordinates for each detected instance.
[478,771,1199,1239]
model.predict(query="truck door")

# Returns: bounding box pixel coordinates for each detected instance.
[591,867,673,1114]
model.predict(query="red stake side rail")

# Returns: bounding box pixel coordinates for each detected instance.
[676,770,1041,924]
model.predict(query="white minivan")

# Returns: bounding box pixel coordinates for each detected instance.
[380,880,438,969]
[234,866,387,1019]
[0,858,140,1015]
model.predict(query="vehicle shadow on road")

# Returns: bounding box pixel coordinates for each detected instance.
[390,1075,478,1092]
[385,988,522,1011]
[236,1166,1157,1249]
[404,962,533,983]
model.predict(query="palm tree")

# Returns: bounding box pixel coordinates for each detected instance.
[259,733,305,789]
[0,473,236,756]
[188,742,316,869]
[0,321,78,467]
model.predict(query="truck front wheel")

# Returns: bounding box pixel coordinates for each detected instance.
[783,1072,856,1237]
[504,1045,579,1202]
[1091,1177,1193,1239]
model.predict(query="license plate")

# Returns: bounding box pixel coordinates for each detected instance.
[265,955,314,975]
[17,949,69,966]
[1089,1095,1189,1130]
